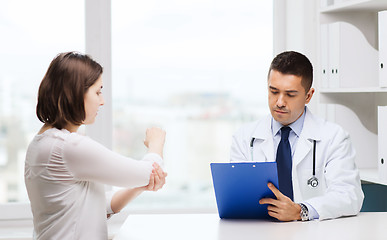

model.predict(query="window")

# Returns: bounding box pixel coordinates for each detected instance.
[0,0,85,204]
[0,0,273,214]
[112,0,273,210]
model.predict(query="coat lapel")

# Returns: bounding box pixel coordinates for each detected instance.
[293,137,313,166]
[252,114,275,162]
[293,107,322,167]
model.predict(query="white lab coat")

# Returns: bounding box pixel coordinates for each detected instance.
[230,107,364,220]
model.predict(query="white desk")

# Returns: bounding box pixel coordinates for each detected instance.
[113,212,387,240]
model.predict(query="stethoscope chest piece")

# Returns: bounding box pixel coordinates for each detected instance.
[307,176,318,188]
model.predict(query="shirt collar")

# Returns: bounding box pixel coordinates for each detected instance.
[272,107,306,137]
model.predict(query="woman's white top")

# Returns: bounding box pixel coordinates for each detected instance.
[24,128,162,240]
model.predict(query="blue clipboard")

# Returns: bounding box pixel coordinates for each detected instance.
[210,162,279,219]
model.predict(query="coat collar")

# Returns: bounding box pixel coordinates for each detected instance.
[251,107,322,166]
[250,114,274,162]
[300,107,322,142]
[252,107,322,141]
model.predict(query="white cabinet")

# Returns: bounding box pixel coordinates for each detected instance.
[318,0,387,184]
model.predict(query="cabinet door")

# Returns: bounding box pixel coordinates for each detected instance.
[321,24,329,88]
[379,11,387,87]
[378,106,387,180]
[328,22,340,88]
[327,22,378,89]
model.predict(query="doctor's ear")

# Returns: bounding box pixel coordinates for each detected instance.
[305,88,315,103]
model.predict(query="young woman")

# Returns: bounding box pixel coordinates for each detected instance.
[25,52,167,239]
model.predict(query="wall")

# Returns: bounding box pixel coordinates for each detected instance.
[273,0,319,112]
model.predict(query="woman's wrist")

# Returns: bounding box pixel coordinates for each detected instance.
[148,144,164,158]
[133,186,147,194]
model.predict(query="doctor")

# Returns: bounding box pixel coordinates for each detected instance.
[231,51,364,221]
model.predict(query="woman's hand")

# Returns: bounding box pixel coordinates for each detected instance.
[110,163,167,214]
[144,127,166,158]
[144,162,167,191]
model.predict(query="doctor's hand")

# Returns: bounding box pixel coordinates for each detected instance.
[259,183,301,222]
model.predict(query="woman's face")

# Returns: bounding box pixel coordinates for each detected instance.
[84,76,104,125]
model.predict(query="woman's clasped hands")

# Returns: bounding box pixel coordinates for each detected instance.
[145,162,167,191]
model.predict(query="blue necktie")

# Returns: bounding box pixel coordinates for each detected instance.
[276,126,294,200]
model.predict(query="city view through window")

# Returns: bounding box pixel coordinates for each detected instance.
[0,0,272,211]
[111,0,272,210]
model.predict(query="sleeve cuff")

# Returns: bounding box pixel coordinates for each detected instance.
[142,153,163,167]
[106,190,115,215]
[303,202,320,220]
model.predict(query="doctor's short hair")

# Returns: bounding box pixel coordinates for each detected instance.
[36,52,103,129]
[268,51,313,92]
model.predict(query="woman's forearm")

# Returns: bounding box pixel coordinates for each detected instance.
[110,187,145,213]
[110,161,167,214]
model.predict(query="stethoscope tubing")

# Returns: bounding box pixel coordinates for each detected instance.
[312,140,316,176]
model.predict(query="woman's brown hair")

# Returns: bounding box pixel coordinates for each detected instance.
[36,52,103,129]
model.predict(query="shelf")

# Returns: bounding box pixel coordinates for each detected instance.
[321,0,387,13]
[319,90,387,134]
[360,168,387,185]
[320,87,387,93]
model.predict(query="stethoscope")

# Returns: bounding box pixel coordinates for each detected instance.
[250,138,318,188]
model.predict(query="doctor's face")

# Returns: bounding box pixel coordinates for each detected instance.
[268,70,314,126]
